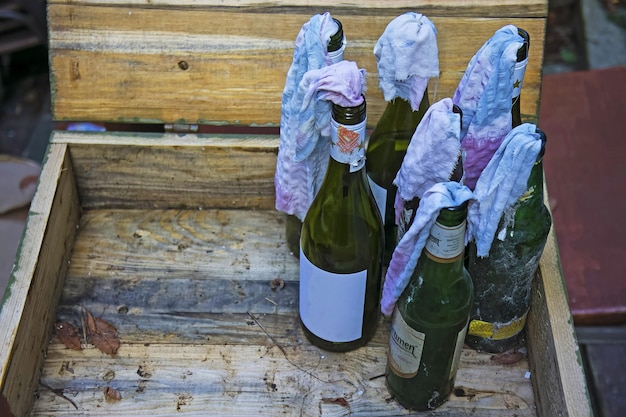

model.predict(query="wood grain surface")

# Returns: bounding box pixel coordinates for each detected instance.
[48,1,546,127]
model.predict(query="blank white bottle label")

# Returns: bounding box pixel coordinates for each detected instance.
[367,176,387,224]
[388,309,425,378]
[299,249,366,343]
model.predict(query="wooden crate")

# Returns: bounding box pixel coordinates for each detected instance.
[0,1,592,416]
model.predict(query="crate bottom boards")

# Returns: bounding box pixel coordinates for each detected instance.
[1,132,589,417]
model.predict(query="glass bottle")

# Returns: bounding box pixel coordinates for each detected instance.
[366,92,430,266]
[299,98,384,352]
[286,18,346,258]
[465,129,551,353]
[386,201,473,410]
[512,28,529,128]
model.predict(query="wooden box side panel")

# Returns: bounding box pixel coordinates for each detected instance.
[51,131,280,210]
[48,1,546,127]
[527,223,593,416]
[0,144,81,417]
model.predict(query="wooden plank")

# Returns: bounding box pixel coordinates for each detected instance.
[52,131,279,209]
[32,343,536,416]
[0,144,81,417]
[526,222,593,417]
[539,67,626,325]
[49,0,548,17]
[48,3,546,126]
[31,202,536,416]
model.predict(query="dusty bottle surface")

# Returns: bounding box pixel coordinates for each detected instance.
[386,202,473,410]
[299,98,384,352]
[366,93,430,266]
[286,18,346,258]
[465,130,551,353]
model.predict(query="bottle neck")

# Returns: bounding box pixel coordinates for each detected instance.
[517,157,545,207]
[423,205,468,264]
[512,26,529,128]
[511,57,527,127]
[330,117,367,172]
[327,18,345,63]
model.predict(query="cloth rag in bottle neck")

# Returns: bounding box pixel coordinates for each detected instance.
[392,97,462,223]
[467,123,543,257]
[373,12,439,110]
[275,58,366,220]
[381,182,474,316]
[452,25,524,190]
[275,12,349,220]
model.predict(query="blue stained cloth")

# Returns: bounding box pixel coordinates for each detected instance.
[373,12,439,110]
[275,13,346,220]
[452,25,523,190]
[392,97,463,223]
[467,123,543,257]
[381,182,474,316]
[276,60,367,220]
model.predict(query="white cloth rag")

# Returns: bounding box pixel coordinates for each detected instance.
[452,25,523,190]
[467,123,543,257]
[276,61,367,220]
[275,12,345,220]
[381,181,474,316]
[392,97,462,223]
[373,12,439,109]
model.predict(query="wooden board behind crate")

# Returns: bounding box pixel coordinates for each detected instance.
[48,0,547,127]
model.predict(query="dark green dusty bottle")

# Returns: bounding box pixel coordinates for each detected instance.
[512,28,529,128]
[366,92,430,266]
[386,202,473,410]
[465,130,551,353]
[286,18,346,258]
[299,98,384,352]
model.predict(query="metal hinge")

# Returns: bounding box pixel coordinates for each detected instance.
[164,123,199,134]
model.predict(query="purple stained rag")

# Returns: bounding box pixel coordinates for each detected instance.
[452,25,524,190]
[381,182,474,316]
[373,12,439,109]
[275,60,367,220]
[467,123,543,257]
[275,13,346,220]
[392,97,463,224]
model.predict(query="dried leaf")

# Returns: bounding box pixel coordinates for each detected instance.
[84,308,120,355]
[492,350,526,365]
[104,386,122,402]
[55,322,82,351]
[91,317,120,355]
[84,308,98,335]
[322,397,349,407]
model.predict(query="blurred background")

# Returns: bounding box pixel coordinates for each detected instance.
[0,0,624,415]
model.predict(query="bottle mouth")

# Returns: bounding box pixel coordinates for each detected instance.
[535,127,547,160]
[332,97,366,125]
[328,18,344,53]
[517,27,530,62]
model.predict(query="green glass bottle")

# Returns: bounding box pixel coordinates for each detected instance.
[366,92,430,266]
[386,202,473,410]
[299,98,384,352]
[512,28,529,128]
[286,18,346,258]
[465,130,551,353]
